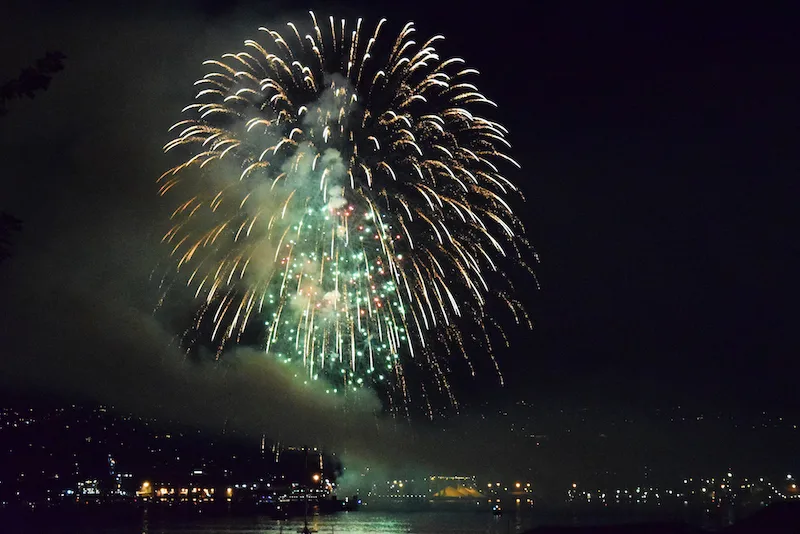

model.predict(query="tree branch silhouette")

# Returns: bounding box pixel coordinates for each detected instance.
[0,51,66,116]
[1,51,65,264]
[0,212,22,264]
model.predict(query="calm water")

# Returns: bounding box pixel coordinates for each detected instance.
[11,507,726,533]
[26,510,542,534]
[145,512,530,534]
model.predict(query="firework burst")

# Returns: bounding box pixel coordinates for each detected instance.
[159,12,534,412]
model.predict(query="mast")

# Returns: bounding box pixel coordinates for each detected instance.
[303,448,310,534]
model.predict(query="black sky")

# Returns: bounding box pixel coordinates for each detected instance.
[1,0,798,474]
[447,1,800,412]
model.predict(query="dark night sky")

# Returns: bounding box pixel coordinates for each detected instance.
[1,0,798,478]
[520,3,798,412]
[439,1,800,412]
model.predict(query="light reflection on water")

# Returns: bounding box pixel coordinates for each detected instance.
[22,507,721,533]
[136,511,531,534]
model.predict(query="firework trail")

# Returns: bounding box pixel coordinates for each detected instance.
[159,13,534,412]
